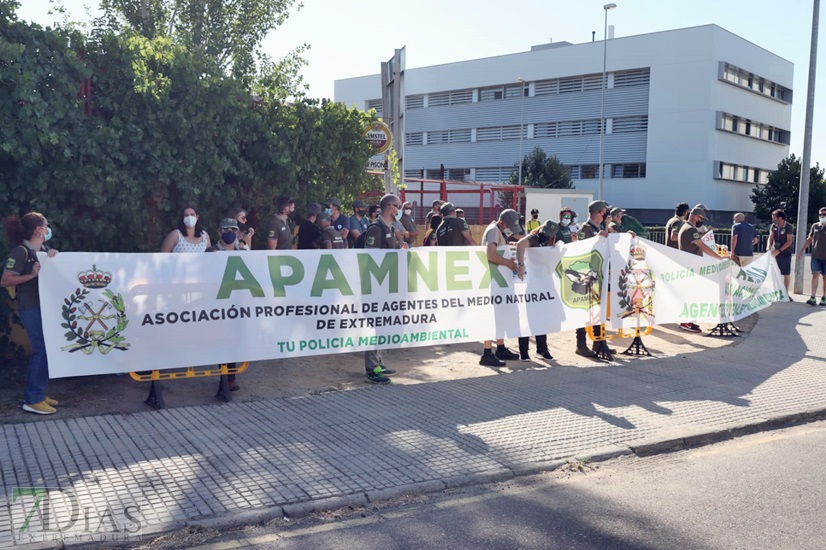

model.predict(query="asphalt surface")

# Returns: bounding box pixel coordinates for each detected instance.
[2,279,825,548]
[192,421,826,550]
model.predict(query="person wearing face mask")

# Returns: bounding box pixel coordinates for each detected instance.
[316,212,347,249]
[479,209,523,366]
[436,202,477,246]
[574,200,611,358]
[515,220,558,361]
[161,205,211,253]
[267,195,296,250]
[798,206,826,306]
[2,212,60,414]
[204,218,244,393]
[557,208,578,244]
[678,206,723,331]
[228,206,255,250]
[208,218,244,251]
[399,201,418,246]
[526,209,541,232]
[325,198,350,245]
[568,210,580,234]
[347,200,370,248]
[361,194,408,383]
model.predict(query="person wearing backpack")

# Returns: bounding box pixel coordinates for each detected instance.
[1,212,60,415]
[362,194,408,383]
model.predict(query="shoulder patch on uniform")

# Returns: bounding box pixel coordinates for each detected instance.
[366,236,376,246]
[5,258,15,269]
[267,230,276,238]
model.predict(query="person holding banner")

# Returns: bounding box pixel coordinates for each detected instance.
[678,206,723,331]
[515,220,558,361]
[479,209,523,366]
[361,194,407,383]
[575,201,611,356]
[768,209,794,300]
[161,205,211,253]
[2,212,59,414]
[798,206,826,306]
[665,202,690,249]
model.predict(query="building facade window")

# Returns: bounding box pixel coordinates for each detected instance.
[428,89,473,107]
[427,129,472,144]
[718,112,789,144]
[721,62,791,103]
[534,118,604,138]
[366,98,382,117]
[405,132,424,146]
[406,95,424,109]
[476,125,525,141]
[612,163,647,178]
[612,115,648,133]
[716,161,770,184]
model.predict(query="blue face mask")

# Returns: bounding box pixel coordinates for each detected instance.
[44,227,52,242]
[325,208,332,216]
[221,231,237,245]
[395,209,403,221]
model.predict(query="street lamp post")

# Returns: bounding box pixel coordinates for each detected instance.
[598,3,617,201]
[518,78,526,187]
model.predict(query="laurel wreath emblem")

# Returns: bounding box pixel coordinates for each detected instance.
[61,288,130,354]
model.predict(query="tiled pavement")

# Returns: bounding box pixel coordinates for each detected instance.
[2,301,825,547]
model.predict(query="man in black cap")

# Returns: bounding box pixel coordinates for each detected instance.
[348,199,369,248]
[515,220,558,361]
[677,205,723,331]
[435,202,477,246]
[479,209,523,366]
[326,198,350,244]
[317,212,346,249]
[361,194,406,383]
[526,208,541,232]
[267,195,295,250]
[572,200,612,357]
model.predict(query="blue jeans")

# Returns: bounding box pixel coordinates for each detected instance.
[19,308,49,405]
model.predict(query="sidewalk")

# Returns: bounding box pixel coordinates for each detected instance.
[2,298,825,547]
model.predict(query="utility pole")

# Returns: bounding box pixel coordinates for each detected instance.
[794,0,820,294]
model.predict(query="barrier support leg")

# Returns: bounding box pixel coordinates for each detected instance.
[145,381,165,410]
[709,323,740,337]
[623,336,652,356]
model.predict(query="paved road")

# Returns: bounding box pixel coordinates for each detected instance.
[191,421,826,550]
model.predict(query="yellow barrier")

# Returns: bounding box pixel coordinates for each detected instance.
[129,362,248,382]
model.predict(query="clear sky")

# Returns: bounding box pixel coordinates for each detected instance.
[15,0,826,164]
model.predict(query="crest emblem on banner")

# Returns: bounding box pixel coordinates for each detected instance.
[60,265,130,354]
[555,252,604,310]
[617,242,655,322]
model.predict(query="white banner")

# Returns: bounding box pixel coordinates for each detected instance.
[607,234,787,330]
[39,237,610,377]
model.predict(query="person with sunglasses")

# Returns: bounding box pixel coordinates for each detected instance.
[229,206,255,250]
[361,194,408,383]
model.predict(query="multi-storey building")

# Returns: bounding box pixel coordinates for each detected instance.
[335,25,793,224]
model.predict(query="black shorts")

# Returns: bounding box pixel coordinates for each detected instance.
[775,253,791,275]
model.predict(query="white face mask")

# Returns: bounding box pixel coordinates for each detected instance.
[183,215,197,228]
[820,216,826,224]
[403,209,412,216]
[560,218,571,226]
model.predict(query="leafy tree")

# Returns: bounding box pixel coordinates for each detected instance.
[98,0,306,85]
[751,154,826,226]
[508,146,573,189]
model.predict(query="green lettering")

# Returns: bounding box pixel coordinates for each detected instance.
[444,251,472,291]
[475,250,510,289]
[268,255,305,298]
[217,256,265,299]
[311,254,354,297]
[358,252,398,294]
[407,251,439,292]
